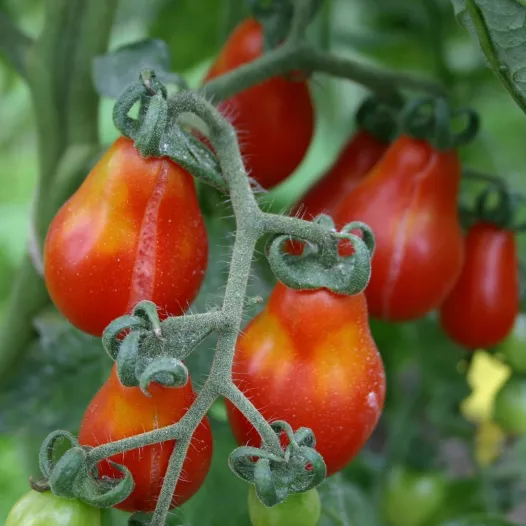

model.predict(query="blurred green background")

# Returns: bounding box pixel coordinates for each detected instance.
[1,0,526,524]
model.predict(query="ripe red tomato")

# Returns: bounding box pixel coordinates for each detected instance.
[44,137,208,336]
[225,283,385,476]
[440,222,519,349]
[293,130,388,220]
[204,18,314,189]
[78,365,213,512]
[333,135,464,321]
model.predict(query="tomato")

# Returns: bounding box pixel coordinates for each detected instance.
[6,490,101,526]
[248,486,321,526]
[383,467,447,526]
[44,137,208,336]
[332,135,463,321]
[493,374,526,435]
[440,223,518,349]
[204,18,314,189]
[293,130,388,220]
[499,314,526,373]
[226,283,385,476]
[78,364,213,512]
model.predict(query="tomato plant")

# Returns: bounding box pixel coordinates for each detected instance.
[204,18,314,189]
[78,365,213,512]
[493,374,526,435]
[498,314,526,373]
[292,129,388,219]
[333,135,464,321]
[44,137,208,337]
[6,490,101,526]
[248,486,321,526]
[225,282,385,476]
[382,466,447,526]
[440,222,518,350]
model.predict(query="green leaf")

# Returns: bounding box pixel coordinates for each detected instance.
[93,39,183,98]
[0,309,110,436]
[318,474,380,526]
[451,0,526,113]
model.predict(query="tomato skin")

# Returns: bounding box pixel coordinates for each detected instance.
[204,18,314,189]
[493,374,526,435]
[383,467,447,526]
[78,365,213,512]
[439,223,518,349]
[248,486,321,526]
[293,130,388,219]
[333,135,464,321]
[44,137,208,336]
[226,283,385,476]
[499,314,526,373]
[6,490,101,526]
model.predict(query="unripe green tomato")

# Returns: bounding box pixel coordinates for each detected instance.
[248,486,321,526]
[383,466,447,526]
[6,490,101,526]
[499,314,526,373]
[493,374,526,435]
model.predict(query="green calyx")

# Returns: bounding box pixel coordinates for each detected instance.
[399,97,479,151]
[112,69,227,192]
[267,214,375,295]
[355,95,403,144]
[38,430,134,508]
[102,300,218,395]
[472,184,520,230]
[229,421,326,508]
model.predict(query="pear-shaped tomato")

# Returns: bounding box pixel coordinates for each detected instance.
[293,130,388,220]
[333,135,464,321]
[78,365,213,512]
[440,222,518,349]
[204,18,314,189]
[44,137,208,336]
[226,283,385,476]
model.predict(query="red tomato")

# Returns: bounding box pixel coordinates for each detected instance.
[226,283,385,476]
[78,365,213,512]
[293,130,388,219]
[44,137,208,336]
[204,18,314,189]
[439,222,519,349]
[333,135,464,321]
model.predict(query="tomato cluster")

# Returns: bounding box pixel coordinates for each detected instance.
[27,9,524,525]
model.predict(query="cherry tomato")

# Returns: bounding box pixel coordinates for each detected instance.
[204,18,314,189]
[383,467,447,526]
[226,283,385,476]
[493,374,526,435]
[333,135,464,321]
[293,130,388,220]
[44,137,208,336]
[78,365,213,512]
[440,223,518,349]
[499,314,526,373]
[248,486,321,526]
[6,490,101,526]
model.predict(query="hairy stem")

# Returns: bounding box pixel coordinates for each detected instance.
[202,40,444,104]
[0,11,32,79]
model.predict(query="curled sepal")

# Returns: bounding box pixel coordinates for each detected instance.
[139,357,189,396]
[102,315,148,361]
[267,217,374,295]
[474,185,517,229]
[228,424,327,508]
[39,430,79,479]
[47,447,134,508]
